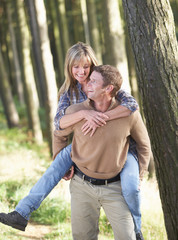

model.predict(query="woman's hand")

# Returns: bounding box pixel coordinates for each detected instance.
[81,110,109,137]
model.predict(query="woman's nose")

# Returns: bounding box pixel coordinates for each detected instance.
[78,67,84,73]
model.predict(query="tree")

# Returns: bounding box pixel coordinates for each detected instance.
[47,0,65,84]
[86,0,103,64]
[26,0,46,107]
[56,0,70,56]
[34,0,58,153]
[122,0,178,239]
[16,0,43,144]
[69,0,85,43]
[101,0,131,92]
[7,1,24,105]
[0,47,19,128]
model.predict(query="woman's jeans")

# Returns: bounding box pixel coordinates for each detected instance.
[15,146,141,233]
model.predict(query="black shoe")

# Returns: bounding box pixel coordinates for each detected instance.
[136,231,144,240]
[0,211,27,231]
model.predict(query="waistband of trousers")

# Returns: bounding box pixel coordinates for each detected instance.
[74,166,120,185]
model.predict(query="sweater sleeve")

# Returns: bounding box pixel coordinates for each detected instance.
[52,104,78,159]
[130,112,151,180]
[52,128,73,160]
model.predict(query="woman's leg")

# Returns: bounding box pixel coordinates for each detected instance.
[15,144,73,220]
[120,152,141,234]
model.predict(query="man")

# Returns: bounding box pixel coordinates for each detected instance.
[53,65,151,240]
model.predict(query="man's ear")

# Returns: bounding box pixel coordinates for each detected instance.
[105,85,114,94]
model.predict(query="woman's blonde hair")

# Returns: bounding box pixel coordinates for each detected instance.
[58,42,98,101]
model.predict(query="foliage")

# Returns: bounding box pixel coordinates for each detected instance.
[30,198,71,225]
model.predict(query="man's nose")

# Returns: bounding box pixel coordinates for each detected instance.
[87,81,91,87]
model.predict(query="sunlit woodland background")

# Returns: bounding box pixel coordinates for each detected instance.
[0,0,177,239]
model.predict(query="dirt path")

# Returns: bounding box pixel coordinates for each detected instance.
[16,223,53,240]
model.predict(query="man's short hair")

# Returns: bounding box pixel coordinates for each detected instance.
[93,65,123,97]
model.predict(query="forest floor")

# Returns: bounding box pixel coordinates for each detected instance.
[0,149,53,239]
[0,147,71,240]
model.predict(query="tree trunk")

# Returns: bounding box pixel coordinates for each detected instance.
[101,0,131,93]
[170,0,178,37]
[16,0,43,144]
[0,48,19,128]
[34,0,58,154]
[48,0,65,85]
[122,0,178,239]
[86,0,103,64]
[80,0,90,44]
[70,0,85,43]
[56,0,70,56]
[7,1,25,105]
[26,0,46,107]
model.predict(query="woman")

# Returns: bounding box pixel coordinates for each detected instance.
[0,42,142,239]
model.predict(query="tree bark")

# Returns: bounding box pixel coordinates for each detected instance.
[70,0,85,43]
[80,0,90,44]
[86,0,103,64]
[0,48,19,128]
[122,0,178,239]
[16,0,43,144]
[56,0,70,56]
[26,0,46,107]
[7,1,25,105]
[101,0,131,92]
[49,0,65,84]
[34,0,58,154]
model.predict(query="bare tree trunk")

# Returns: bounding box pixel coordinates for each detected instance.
[86,0,103,64]
[48,0,64,84]
[101,0,131,92]
[7,1,24,105]
[122,0,178,239]
[26,0,46,107]
[170,0,178,35]
[34,0,58,154]
[70,0,85,43]
[56,0,70,56]
[16,0,43,144]
[80,0,90,44]
[0,48,19,128]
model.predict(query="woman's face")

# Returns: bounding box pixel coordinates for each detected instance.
[72,57,91,84]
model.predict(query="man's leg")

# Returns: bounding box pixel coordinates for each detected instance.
[101,181,136,240]
[70,175,101,240]
[120,152,141,234]
[0,144,72,230]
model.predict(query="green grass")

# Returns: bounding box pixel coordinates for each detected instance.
[31,198,71,225]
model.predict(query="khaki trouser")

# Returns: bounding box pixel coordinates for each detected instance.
[70,174,136,240]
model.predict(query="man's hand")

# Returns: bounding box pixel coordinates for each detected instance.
[63,166,74,181]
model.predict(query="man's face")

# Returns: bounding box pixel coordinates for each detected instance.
[87,71,106,100]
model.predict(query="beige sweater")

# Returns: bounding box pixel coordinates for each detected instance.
[53,99,151,180]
